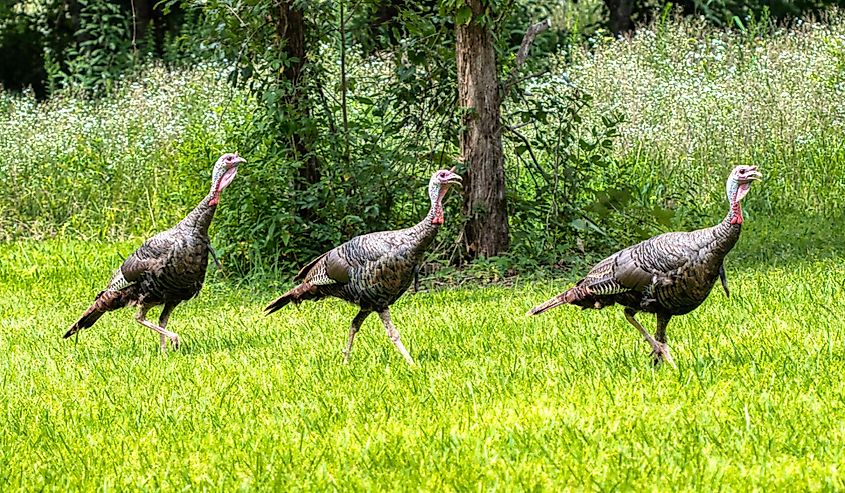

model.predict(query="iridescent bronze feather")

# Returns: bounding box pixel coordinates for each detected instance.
[265,168,462,365]
[529,165,762,366]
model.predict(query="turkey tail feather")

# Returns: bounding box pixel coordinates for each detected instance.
[527,294,568,316]
[264,283,316,315]
[527,285,590,315]
[65,291,127,338]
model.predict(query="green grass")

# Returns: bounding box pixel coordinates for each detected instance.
[2,223,844,491]
[4,11,845,491]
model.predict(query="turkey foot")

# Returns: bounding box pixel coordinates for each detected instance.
[157,304,180,352]
[167,332,181,351]
[136,307,180,353]
[649,341,675,368]
[158,332,180,352]
[624,308,675,369]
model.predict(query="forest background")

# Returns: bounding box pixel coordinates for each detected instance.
[4,0,843,279]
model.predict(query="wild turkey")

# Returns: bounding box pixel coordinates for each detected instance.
[65,153,244,351]
[528,165,762,366]
[264,168,462,365]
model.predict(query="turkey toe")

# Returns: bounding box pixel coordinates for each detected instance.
[650,342,675,368]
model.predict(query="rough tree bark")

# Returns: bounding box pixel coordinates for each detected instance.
[457,0,509,259]
[273,1,320,185]
[604,0,634,37]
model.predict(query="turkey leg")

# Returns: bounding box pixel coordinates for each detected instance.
[343,309,372,363]
[135,306,180,352]
[378,309,415,366]
[719,264,730,298]
[157,303,180,351]
[653,313,674,367]
[624,308,675,368]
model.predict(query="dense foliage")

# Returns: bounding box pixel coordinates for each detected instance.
[3,2,845,278]
[0,0,188,95]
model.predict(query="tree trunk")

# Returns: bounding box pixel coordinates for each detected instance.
[456,0,510,259]
[604,0,634,37]
[131,0,152,47]
[67,0,82,43]
[274,1,320,185]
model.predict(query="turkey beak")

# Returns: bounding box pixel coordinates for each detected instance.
[232,156,246,167]
[445,167,463,187]
[747,167,762,181]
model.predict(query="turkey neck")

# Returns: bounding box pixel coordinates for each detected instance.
[178,190,219,237]
[707,194,744,260]
[407,186,447,255]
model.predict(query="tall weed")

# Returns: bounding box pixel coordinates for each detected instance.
[567,15,845,226]
[0,64,253,240]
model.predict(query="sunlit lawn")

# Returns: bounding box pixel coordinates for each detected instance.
[0,236,843,491]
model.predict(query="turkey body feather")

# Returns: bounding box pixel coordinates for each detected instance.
[264,223,438,316]
[305,227,434,307]
[265,168,462,365]
[120,230,210,303]
[529,165,761,366]
[569,223,739,315]
[64,153,243,351]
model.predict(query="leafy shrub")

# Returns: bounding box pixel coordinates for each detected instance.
[51,0,135,93]
[503,72,655,269]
